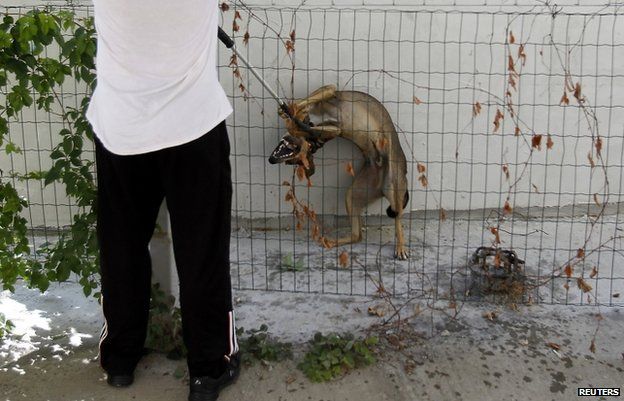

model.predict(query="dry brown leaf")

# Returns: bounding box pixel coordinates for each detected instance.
[494,252,501,267]
[546,135,554,150]
[531,134,542,150]
[413,96,422,105]
[338,251,349,268]
[577,248,585,259]
[577,278,593,293]
[345,162,355,177]
[295,220,302,231]
[563,283,570,291]
[560,91,569,106]
[503,200,513,215]
[546,342,561,351]
[368,305,386,317]
[502,164,510,180]
[297,151,310,170]
[232,20,240,32]
[490,227,501,244]
[508,55,517,75]
[483,311,497,321]
[518,44,526,65]
[589,266,598,279]
[285,190,294,202]
[532,183,540,193]
[243,31,250,45]
[564,264,573,278]
[290,30,296,42]
[473,102,482,117]
[595,137,603,156]
[588,152,596,168]
[573,82,582,102]
[220,2,230,11]
[439,208,447,221]
[311,224,320,240]
[285,40,295,54]
[234,10,242,20]
[589,340,596,353]
[417,163,426,173]
[515,126,521,136]
[387,334,403,348]
[285,375,296,385]
[593,193,601,207]
[493,109,504,133]
[509,31,515,44]
[418,174,428,188]
[296,165,306,181]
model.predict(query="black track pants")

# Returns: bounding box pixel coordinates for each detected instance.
[95,121,238,377]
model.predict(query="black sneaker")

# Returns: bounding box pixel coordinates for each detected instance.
[188,353,241,401]
[106,372,134,387]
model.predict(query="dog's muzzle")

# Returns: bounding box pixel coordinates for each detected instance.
[268,140,298,164]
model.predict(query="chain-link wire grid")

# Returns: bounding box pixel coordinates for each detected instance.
[2,3,623,306]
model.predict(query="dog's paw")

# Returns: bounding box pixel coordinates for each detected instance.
[322,237,337,249]
[394,245,409,260]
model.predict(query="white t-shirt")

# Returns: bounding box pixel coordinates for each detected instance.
[86,0,232,155]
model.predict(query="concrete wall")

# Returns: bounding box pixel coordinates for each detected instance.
[1,1,623,227]
[219,2,624,220]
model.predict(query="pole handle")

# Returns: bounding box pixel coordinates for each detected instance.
[216,26,320,140]
[217,27,235,49]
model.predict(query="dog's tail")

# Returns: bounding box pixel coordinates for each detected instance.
[386,190,409,218]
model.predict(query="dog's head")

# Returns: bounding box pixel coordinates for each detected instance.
[268,134,315,177]
[268,134,307,164]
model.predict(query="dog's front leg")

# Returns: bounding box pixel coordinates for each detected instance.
[394,214,409,260]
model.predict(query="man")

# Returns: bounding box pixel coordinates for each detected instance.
[86,1,239,400]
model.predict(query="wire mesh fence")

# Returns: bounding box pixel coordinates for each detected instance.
[2,2,623,306]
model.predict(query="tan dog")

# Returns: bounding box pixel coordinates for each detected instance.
[269,85,410,259]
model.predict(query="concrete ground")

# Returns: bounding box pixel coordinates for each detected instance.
[1,282,623,401]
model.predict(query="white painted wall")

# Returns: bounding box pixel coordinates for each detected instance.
[219,2,624,219]
[2,1,623,227]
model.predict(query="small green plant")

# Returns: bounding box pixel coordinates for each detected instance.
[280,253,305,272]
[298,332,378,382]
[236,324,293,364]
[0,312,14,339]
[145,283,186,360]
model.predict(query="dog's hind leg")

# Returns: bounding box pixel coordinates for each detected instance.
[383,178,409,260]
[326,164,383,248]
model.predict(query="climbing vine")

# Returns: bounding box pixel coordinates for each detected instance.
[0,8,99,296]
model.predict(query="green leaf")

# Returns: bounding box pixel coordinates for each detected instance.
[62,136,73,155]
[0,31,11,48]
[44,165,61,186]
[5,142,21,154]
